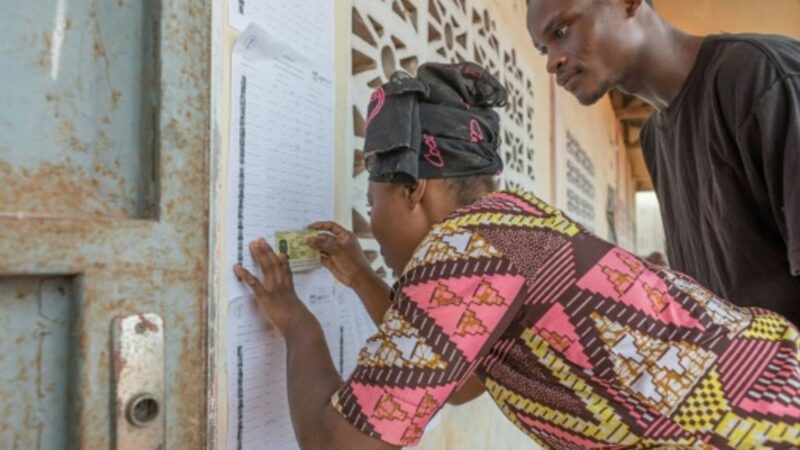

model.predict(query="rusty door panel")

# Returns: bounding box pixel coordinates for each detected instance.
[0,0,211,448]
[0,277,77,450]
[0,0,160,219]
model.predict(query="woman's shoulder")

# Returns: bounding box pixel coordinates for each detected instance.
[444,189,564,224]
[439,189,583,243]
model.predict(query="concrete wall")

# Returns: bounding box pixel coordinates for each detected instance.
[656,0,800,37]
[636,191,668,260]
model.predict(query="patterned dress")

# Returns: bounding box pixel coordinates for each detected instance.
[331,190,800,449]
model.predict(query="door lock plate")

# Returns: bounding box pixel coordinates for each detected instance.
[112,314,165,449]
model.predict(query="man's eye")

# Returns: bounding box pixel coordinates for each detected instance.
[554,25,569,40]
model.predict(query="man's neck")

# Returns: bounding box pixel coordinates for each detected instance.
[618,19,705,111]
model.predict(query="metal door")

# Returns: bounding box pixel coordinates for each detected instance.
[0,0,210,448]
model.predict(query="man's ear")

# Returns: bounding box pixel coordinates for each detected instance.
[405,179,427,209]
[620,0,643,17]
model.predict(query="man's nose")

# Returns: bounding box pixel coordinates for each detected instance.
[547,53,567,74]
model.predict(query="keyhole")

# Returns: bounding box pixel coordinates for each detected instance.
[127,394,160,427]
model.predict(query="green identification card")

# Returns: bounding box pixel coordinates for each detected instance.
[275,230,321,272]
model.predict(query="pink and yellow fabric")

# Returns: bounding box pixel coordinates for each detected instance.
[332,190,800,449]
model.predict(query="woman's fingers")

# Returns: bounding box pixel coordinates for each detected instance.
[308,221,343,232]
[235,264,281,330]
[248,239,293,290]
[277,253,294,286]
[233,264,268,298]
[307,233,339,253]
[308,221,350,239]
[250,239,273,279]
[270,249,288,284]
[319,256,347,280]
[260,240,285,289]
[234,239,304,336]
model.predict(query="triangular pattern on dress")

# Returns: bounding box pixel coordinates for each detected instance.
[405,225,502,273]
[472,280,508,306]
[591,312,715,417]
[400,424,424,445]
[664,271,751,336]
[414,393,438,418]
[454,308,489,337]
[531,303,592,369]
[430,282,463,307]
[578,250,704,330]
[401,273,527,360]
[554,301,668,428]
[358,308,449,370]
[440,230,472,254]
[349,381,459,439]
[462,233,504,259]
[373,393,409,421]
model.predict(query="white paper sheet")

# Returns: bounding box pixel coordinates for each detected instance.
[224,23,346,449]
[228,0,334,66]
[225,285,380,450]
[226,270,340,450]
[226,23,335,301]
[226,295,296,450]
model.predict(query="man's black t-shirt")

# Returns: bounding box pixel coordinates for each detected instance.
[641,34,800,325]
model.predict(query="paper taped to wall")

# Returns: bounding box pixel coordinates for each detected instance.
[225,283,379,449]
[224,21,382,450]
[228,0,334,66]
[225,23,335,301]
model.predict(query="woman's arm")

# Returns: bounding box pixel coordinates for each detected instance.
[348,268,392,324]
[283,310,397,450]
[308,222,486,404]
[234,240,397,450]
[308,221,393,324]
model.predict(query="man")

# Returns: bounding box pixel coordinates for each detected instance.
[527,0,800,325]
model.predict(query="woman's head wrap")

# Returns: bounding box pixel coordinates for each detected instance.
[363,62,508,182]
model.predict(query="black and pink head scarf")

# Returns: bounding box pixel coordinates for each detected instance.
[363,62,508,183]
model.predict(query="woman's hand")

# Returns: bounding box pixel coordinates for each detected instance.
[233,238,309,336]
[307,222,375,287]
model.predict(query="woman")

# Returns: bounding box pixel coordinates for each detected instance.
[234,63,800,449]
